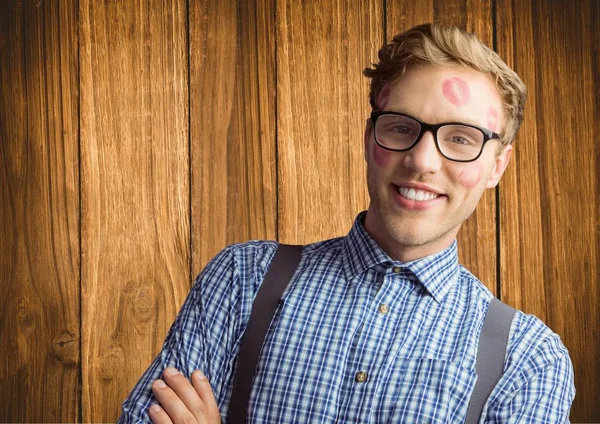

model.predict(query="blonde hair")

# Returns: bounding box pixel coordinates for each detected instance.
[364,23,527,145]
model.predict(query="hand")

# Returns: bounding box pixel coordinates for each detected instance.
[148,367,221,423]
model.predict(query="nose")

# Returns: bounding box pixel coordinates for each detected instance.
[402,131,443,174]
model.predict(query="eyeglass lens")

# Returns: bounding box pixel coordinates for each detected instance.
[375,114,484,161]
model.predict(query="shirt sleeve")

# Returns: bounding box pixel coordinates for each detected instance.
[483,311,576,423]
[116,245,238,423]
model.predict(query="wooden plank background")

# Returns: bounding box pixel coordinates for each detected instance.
[276,0,377,243]
[0,0,597,422]
[497,0,600,419]
[0,0,80,421]
[190,0,277,274]
[79,0,191,421]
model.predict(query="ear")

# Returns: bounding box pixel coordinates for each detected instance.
[364,119,372,162]
[486,144,513,188]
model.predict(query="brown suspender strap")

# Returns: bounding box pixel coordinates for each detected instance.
[227,244,303,424]
[465,297,516,424]
[226,244,515,424]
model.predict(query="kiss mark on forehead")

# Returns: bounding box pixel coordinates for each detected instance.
[376,85,391,110]
[442,77,470,107]
[487,107,499,132]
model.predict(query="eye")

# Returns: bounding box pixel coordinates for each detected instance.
[448,135,472,145]
[440,127,481,145]
[391,125,414,134]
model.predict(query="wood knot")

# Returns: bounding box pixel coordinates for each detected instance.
[133,284,155,323]
[16,297,39,334]
[51,331,78,365]
[97,344,125,382]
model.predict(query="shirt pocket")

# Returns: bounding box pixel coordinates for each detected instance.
[384,358,476,424]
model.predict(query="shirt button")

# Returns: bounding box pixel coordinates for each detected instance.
[392,266,402,274]
[378,304,390,315]
[355,371,368,383]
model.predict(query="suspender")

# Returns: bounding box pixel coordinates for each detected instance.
[227,245,303,424]
[465,297,515,422]
[227,244,515,424]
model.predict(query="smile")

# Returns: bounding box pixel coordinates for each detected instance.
[397,186,440,201]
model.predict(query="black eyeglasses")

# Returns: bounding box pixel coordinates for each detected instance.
[370,111,502,162]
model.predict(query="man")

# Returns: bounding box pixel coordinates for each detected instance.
[119,23,575,423]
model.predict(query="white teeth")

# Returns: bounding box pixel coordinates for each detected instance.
[398,186,440,201]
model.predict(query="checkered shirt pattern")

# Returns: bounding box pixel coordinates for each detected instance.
[118,212,575,423]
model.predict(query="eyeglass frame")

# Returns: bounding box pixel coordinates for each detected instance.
[370,110,503,163]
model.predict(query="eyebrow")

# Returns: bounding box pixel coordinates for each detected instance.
[383,107,485,130]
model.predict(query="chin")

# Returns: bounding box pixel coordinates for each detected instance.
[384,211,458,248]
[389,226,439,249]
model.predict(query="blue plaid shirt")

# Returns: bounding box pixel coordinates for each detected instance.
[119,212,574,423]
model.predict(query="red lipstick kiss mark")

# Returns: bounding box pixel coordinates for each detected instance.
[442,77,470,107]
[487,107,499,132]
[372,142,392,167]
[376,85,391,110]
[458,163,483,188]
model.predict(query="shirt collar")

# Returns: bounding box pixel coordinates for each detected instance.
[342,212,460,303]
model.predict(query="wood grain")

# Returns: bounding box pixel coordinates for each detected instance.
[385,0,497,293]
[276,0,380,244]
[190,0,277,273]
[79,0,190,421]
[0,0,80,421]
[497,0,599,421]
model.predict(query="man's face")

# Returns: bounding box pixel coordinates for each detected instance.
[364,64,512,261]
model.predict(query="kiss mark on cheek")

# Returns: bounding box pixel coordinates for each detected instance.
[487,107,499,132]
[376,85,391,110]
[372,142,392,167]
[442,77,470,107]
[458,163,484,188]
